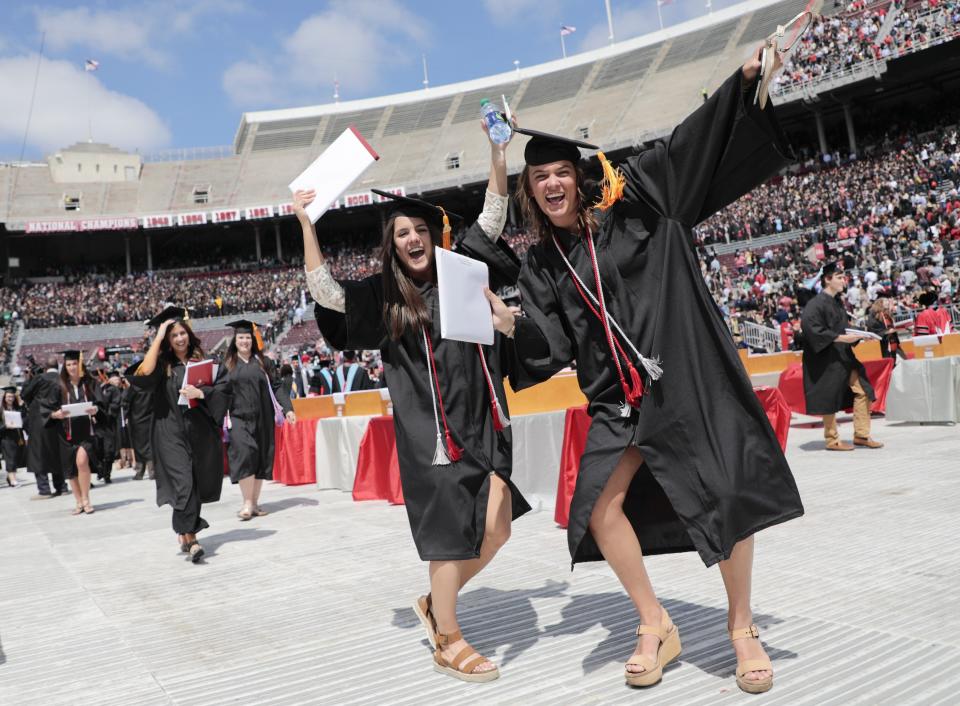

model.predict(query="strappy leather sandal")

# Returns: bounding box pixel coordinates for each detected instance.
[413,594,438,648]
[178,535,190,553]
[729,624,773,694]
[237,507,253,521]
[625,608,682,687]
[82,502,95,514]
[252,506,269,517]
[72,504,84,516]
[187,541,205,564]
[433,629,499,683]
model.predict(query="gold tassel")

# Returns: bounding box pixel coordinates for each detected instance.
[594,151,625,211]
[440,208,452,250]
[79,350,85,376]
[252,323,264,351]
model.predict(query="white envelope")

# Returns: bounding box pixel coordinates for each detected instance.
[436,248,494,345]
[288,126,380,224]
[3,410,23,428]
[60,402,95,418]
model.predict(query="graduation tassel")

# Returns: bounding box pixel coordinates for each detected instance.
[432,432,451,466]
[422,328,461,466]
[594,151,625,211]
[475,344,510,431]
[222,412,232,444]
[439,208,452,251]
[444,430,463,462]
[252,322,265,351]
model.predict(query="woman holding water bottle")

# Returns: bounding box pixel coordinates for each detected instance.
[296,114,529,683]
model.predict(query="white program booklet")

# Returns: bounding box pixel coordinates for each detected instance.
[436,248,494,345]
[846,328,882,341]
[3,410,23,428]
[288,126,380,223]
[60,402,95,418]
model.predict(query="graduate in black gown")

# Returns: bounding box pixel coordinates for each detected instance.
[95,369,123,483]
[21,358,67,498]
[219,319,294,520]
[299,122,530,683]
[800,262,882,450]
[117,374,135,471]
[334,350,375,392]
[129,307,230,563]
[0,386,25,487]
[496,49,805,693]
[124,361,155,480]
[49,351,103,515]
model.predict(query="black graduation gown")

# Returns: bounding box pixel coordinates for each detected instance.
[314,223,532,561]
[55,379,104,479]
[509,70,804,568]
[128,361,229,511]
[221,356,292,483]
[310,369,339,395]
[800,291,876,415]
[21,372,64,476]
[96,383,122,471]
[124,383,154,462]
[336,363,376,392]
[0,404,26,472]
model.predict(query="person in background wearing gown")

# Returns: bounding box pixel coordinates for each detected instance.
[334,350,375,392]
[130,307,229,563]
[220,319,294,521]
[21,357,67,498]
[300,120,531,683]
[124,361,155,481]
[95,369,123,484]
[866,297,905,362]
[49,351,102,515]
[801,262,883,451]
[0,386,25,487]
[117,374,135,470]
[495,47,804,694]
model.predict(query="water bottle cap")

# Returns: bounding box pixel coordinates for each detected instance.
[480,99,490,106]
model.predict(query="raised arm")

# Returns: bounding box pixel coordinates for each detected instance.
[136,320,174,378]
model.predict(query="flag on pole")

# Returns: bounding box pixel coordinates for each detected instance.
[560,25,577,36]
[84,59,99,72]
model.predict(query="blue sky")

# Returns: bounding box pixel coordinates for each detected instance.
[0,0,741,161]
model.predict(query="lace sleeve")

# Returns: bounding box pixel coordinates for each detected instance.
[477,189,509,241]
[305,264,345,313]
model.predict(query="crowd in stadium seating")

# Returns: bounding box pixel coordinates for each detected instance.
[773,0,960,92]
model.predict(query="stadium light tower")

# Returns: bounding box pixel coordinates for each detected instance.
[605,0,615,43]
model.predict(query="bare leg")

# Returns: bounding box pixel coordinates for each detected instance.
[252,477,264,510]
[76,448,92,509]
[588,447,664,673]
[718,536,771,683]
[238,475,255,515]
[428,474,512,674]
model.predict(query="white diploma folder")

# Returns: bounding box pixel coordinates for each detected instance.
[288,126,380,223]
[846,328,882,341]
[436,248,494,346]
[3,410,23,428]
[60,402,95,418]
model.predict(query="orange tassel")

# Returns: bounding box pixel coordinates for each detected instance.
[594,151,625,211]
[252,323,264,351]
[440,208,452,250]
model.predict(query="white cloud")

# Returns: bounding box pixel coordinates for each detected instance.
[33,1,247,69]
[0,54,171,156]
[222,0,429,109]
[579,6,661,51]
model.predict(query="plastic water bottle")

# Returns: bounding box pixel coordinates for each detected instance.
[480,99,512,144]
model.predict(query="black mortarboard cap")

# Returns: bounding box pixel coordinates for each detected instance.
[147,305,193,329]
[124,361,143,377]
[514,127,598,166]
[2,385,17,393]
[60,349,82,361]
[226,319,258,333]
[371,189,463,225]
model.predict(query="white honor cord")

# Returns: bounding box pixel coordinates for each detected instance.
[552,236,663,380]
[421,327,450,465]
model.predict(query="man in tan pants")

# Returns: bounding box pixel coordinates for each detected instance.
[800,262,884,451]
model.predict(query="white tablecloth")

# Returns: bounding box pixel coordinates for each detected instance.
[312,411,568,509]
[885,357,960,423]
[315,415,375,490]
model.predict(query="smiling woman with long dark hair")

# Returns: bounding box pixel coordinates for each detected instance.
[297,122,530,683]
[129,306,230,563]
[0,386,26,488]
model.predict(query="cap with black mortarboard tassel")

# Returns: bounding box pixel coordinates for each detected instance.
[371,189,463,251]
[2,385,17,394]
[514,126,624,211]
[227,319,264,350]
[146,305,193,329]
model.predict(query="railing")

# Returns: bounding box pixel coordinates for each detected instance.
[742,321,782,353]
[141,145,235,163]
[700,224,837,256]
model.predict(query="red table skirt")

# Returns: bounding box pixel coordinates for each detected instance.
[554,387,792,529]
[353,416,404,505]
[273,418,318,485]
[777,358,894,415]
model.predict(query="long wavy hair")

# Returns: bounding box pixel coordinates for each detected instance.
[158,320,205,374]
[59,363,95,403]
[224,332,264,372]
[516,162,598,244]
[380,213,444,340]
[2,391,20,411]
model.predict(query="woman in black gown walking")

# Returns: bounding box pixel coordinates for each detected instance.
[0,386,25,487]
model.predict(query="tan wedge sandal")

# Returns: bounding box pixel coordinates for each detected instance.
[625,608,682,687]
[413,594,438,648]
[729,624,774,694]
[433,629,499,683]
